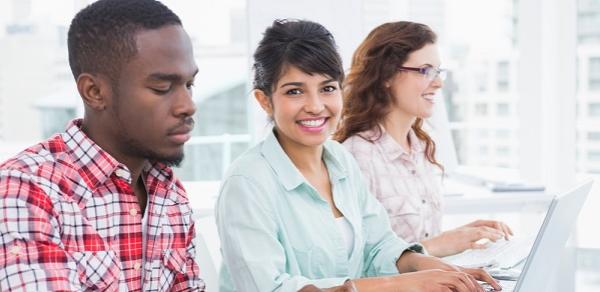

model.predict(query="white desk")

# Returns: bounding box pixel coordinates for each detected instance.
[184,179,556,216]
[442,178,554,214]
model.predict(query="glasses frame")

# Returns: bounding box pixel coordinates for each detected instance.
[398,66,447,81]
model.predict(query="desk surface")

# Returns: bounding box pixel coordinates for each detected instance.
[184,180,556,217]
[442,179,554,214]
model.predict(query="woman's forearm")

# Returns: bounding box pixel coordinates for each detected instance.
[351,276,397,292]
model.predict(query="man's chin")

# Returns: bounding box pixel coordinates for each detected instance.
[150,152,184,167]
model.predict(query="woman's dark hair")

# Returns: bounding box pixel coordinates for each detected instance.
[253,19,344,97]
[333,21,443,170]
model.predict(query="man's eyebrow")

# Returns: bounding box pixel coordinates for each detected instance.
[148,73,183,82]
[148,69,199,82]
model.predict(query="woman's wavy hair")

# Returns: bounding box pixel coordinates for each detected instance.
[333,21,442,170]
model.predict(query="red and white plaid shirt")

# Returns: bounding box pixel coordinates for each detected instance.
[0,119,205,291]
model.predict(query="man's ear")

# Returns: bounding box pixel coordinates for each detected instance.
[76,73,112,111]
[254,89,273,116]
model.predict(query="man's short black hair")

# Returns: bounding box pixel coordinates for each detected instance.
[67,0,182,81]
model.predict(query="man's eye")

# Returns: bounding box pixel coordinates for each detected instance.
[151,88,170,94]
[186,82,195,90]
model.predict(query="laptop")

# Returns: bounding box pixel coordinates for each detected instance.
[483,180,594,292]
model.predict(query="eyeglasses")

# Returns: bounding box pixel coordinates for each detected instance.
[398,66,447,81]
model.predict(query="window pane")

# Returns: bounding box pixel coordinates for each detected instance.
[577,2,600,290]
[589,57,600,90]
[442,0,518,169]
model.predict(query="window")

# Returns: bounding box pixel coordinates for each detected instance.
[577,2,600,287]
[588,131,600,141]
[589,57,600,90]
[496,146,510,156]
[587,150,600,161]
[496,129,510,139]
[474,103,488,116]
[442,0,519,168]
[588,103,600,117]
[496,61,510,91]
[496,103,510,116]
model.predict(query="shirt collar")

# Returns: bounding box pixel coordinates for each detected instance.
[61,119,175,191]
[260,129,347,191]
[374,125,425,161]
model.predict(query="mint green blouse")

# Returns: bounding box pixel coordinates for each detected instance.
[216,130,421,292]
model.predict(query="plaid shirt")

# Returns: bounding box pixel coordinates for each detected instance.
[0,119,205,292]
[342,126,443,244]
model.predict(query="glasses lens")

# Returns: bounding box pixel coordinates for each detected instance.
[438,70,447,81]
[426,68,436,80]
[425,68,447,81]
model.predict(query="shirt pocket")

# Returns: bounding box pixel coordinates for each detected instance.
[379,194,421,217]
[379,195,423,242]
[158,247,189,289]
[291,244,329,278]
[69,250,121,291]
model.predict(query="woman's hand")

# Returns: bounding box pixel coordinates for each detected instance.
[422,220,513,257]
[298,280,357,292]
[392,269,490,292]
[395,251,502,292]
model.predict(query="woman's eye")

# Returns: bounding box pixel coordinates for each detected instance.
[286,88,303,95]
[322,85,337,93]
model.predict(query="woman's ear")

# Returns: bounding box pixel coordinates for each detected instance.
[254,89,273,116]
[384,80,391,88]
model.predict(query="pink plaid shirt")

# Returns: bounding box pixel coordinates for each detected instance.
[342,126,443,244]
[0,119,205,291]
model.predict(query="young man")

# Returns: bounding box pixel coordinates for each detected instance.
[0,0,204,291]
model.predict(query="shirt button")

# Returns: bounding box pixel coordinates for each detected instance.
[9,246,21,255]
[130,208,138,216]
[411,170,417,175]
[425,233,430,237]
[115,169,128,178]
[421,199,426,204]
[134,262,142,270]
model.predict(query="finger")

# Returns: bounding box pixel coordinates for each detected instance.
[501,225,511,240]
[460,272,479,292]
[464,268,502,291]
[465,219,485,227]
[447,273,471,292]
[502,223,514,237]
[491,221,512,239]
[478,227,505,241]
[466,230,501,245]
[466,273,484,292]
[470,242,487,250]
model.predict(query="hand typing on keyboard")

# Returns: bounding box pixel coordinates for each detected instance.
[422,219,514,257]
[443,236,535,269]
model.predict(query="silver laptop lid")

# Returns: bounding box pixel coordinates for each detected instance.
[514,180,593,292]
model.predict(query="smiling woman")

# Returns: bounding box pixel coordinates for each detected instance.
[215,18,500,292]
[335,21,513,258]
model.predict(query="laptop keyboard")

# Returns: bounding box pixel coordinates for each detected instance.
[480,280,517,292]
[443,237,534,269]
